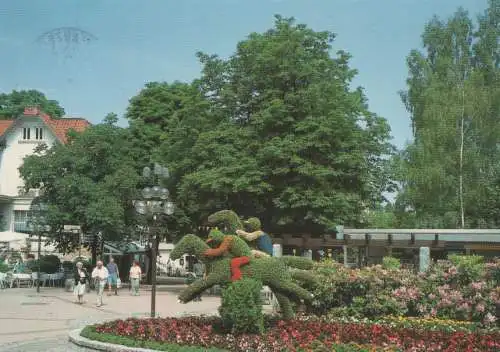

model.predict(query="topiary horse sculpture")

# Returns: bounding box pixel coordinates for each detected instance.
[171,234,315,319]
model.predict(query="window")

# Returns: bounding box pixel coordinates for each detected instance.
[13,210,30,233]
[35,127,43,140]
[22,127,30,140]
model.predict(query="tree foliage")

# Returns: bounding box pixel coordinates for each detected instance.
[0,89,65,119]
[397,0,500,228]
[126,81,215,234]
[19,117,143,252]
[18,15,394,244]
[144,15,394,234]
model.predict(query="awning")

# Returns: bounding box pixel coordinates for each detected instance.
[0,231,29,242]
[103,241,146,255]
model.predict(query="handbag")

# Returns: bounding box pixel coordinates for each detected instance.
[116,278,122,288]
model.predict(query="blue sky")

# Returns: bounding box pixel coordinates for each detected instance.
[0,0,488,148]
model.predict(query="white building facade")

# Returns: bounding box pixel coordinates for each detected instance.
[0,107,90,235]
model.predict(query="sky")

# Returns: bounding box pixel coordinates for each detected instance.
[0,0,489,149]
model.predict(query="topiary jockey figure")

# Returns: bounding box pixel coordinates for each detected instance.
[203,228,252,281]
[236,217,273,258]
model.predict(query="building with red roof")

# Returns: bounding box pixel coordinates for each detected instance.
[0,107,90,234]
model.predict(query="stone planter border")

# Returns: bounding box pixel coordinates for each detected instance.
[68,328,158,352]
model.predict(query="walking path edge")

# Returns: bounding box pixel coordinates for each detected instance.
[69,328,158,352]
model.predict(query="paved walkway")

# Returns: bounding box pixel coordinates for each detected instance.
[0,286,220,351]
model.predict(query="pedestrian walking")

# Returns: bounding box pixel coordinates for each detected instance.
[73,262,88,304]
[91,260,109,307]
[129,260,142,296]
[106,257,120,296]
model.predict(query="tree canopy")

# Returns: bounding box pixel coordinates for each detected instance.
[0,89,65,119]
[17,4,500,239]
[19,116,143,252]
[396,0,500,228]
[141,15,394,234]
[20,15,397,244]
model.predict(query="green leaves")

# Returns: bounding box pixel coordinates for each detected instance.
[397,1,500,228]
[147,15,393,233]
[20,122,142,252]
[0,89,64,119]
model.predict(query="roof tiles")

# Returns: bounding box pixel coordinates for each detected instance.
[0,120,14,136]
[0,107,90,144]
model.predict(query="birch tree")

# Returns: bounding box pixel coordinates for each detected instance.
[398,0,500,228]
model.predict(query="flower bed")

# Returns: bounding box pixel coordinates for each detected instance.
[308,256,500,327]
[82,316,500,352]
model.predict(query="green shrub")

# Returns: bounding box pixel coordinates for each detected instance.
[382,256,401,270]
[26,255,61,274]
[0,261,9,273]
[218,278,264,334]
[448,254,485,285]
[62,259,91,273]
[487,259,500,286]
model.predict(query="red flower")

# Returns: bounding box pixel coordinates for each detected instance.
[88,316,500,352]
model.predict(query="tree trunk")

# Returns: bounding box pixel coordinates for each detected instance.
[459,87,465,228]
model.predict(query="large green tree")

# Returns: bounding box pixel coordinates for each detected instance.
[155,16,394,234]
[397,0,500,228]
[19,116,143,253]
[125,81,216,235]
[0,89,65,119]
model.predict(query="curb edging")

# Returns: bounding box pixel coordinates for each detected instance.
[68,328,158,352]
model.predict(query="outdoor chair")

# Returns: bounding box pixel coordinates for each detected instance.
[261,286,274,305]
[30,272,38,287]
[10,273,31,288]
[0,272,6,289]
[31,272,48,288]
[40,273,49,287]
[47,273,60,287]
[55,272,65,286]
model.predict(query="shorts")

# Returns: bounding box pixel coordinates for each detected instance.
[107,273,118,285]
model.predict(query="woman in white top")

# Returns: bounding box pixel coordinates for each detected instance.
[73,262,88,304]
[129,260,142,296]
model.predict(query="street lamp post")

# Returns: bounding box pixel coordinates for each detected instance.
[133,163,174,318]
[70,228,82,257]
[29,197,47,294]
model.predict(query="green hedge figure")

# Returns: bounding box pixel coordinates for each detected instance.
[171,234,315,319]
[204,228,253,281]
[206,210,314,270]
[207,210,244,234]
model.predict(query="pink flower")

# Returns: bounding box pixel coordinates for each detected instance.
[471,282,485,290]
[484,313,497,324]
[458,302,471,312]
[475,303,485,313]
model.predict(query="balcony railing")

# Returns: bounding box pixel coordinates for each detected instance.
[17,187,41,197]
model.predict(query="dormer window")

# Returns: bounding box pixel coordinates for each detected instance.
[23,127,31,140]
[35,127,43,140]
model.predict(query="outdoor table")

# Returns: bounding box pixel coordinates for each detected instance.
[9,273,31,288]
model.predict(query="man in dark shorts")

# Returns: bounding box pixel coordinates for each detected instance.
[106,257,119,296]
